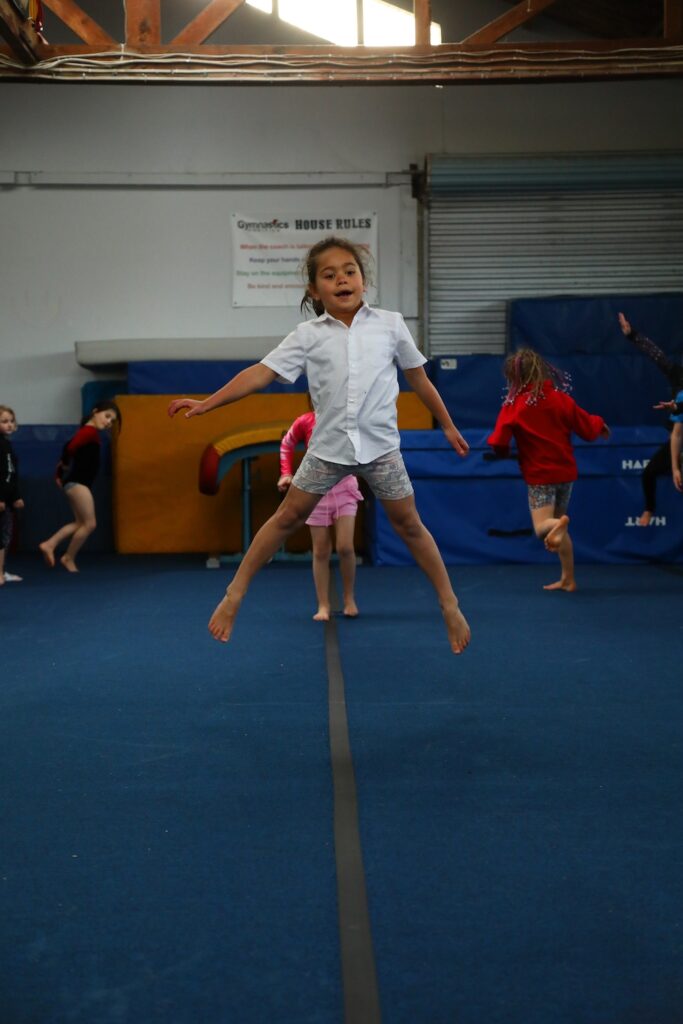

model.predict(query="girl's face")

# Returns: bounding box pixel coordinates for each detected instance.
[0,411,17,436]
[92,409,118,431]
[308,246,365,326]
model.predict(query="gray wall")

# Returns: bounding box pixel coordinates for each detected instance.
[1,77,682,423]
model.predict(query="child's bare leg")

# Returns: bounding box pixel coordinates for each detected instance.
[209,486,321,642]
[0,547,5,585]
[381,495,470,654]
[310,525,332,621]
[543,533,577,592]
[334,515,358,617]
[40,523,77,566]
[531,506,576,590]
[60,486,96,572]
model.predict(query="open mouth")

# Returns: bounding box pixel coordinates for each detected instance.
[335,289,354,298]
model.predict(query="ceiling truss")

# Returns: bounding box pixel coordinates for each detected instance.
[1,0,682,83]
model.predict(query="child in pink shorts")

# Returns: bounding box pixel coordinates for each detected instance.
[279,410,362,621]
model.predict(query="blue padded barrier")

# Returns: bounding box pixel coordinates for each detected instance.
[432,353,677,428]
[127,360,425,396]
[508,294,683,356]
[367,428,682,566]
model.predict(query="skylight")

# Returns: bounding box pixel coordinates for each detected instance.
[245,0,442,46]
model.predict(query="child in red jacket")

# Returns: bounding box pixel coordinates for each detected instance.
[488,349,609,592]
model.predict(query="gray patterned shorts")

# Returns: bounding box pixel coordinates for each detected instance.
[292,449,414,502]
[527,481,573,513]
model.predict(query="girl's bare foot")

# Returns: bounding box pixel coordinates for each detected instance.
[343,599,359,618]
[544,514,570,552]
[60,554,79,573]
[441,598,471,654]
[313,607,331,622]
[543,579,577,592]
[208,587,241,642]
[637,510,652,526]
[39,542,56,568]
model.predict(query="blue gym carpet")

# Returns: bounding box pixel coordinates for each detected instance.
[2,556,682,1023]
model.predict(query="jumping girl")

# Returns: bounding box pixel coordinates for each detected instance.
[169,236,471,654]
[39,399,121,573]
[488,349,609,592]
[279,408,362,621]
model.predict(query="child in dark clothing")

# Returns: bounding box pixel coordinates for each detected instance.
[488,349,609,592]
[39,400,121,573]
[618,312,683,525]
[0,405,24,585]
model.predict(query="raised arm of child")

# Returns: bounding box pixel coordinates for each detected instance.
[618,312,683,388]
[168,363,278,419]
[402,365,469,456]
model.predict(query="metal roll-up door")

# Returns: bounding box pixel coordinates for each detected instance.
[424,153,683,357]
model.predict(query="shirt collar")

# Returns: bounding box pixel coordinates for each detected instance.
[315,301,374,325]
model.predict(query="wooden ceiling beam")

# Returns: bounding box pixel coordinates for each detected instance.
[463,0,559,45]
[42,0,116,47]
[0,0,42,62]
[169,0,246,48]
[414,0,431,46]
[664,0,683,40]
[125,0,161,47]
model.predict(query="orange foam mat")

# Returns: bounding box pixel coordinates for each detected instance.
[113,393,431,554]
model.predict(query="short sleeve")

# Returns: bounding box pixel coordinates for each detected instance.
[670,389,683,424]
[261,326,307,384]
[394,314,427,371]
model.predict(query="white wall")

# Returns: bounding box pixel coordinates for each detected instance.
[1,78,682,422]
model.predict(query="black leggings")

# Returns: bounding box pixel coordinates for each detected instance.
[642,442,672,512]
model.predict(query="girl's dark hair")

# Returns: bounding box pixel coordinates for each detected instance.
[300,236,370,317]
[82,399,122,429]
[502,348,570,404]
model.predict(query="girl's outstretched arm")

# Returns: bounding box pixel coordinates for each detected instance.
[671,423,683,492]
[402,366,469,456]
[168,364,278,419]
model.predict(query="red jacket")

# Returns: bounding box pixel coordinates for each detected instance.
[488,380,606,485]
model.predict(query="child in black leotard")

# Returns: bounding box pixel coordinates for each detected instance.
[39,400,121,573]
[618,312,683,526]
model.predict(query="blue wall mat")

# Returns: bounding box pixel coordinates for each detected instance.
[128,360,424,396]
[127,360,310,395]
[367,428,680,566]
[433,352,679,428]
[10,426,113,552]
[509,293,683,356]
[431,355,506,429]
[81,379,128,419]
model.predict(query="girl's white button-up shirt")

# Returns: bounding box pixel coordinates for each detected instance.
[261,304,427,466]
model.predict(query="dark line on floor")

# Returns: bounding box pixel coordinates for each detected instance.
[325,580,382,1024]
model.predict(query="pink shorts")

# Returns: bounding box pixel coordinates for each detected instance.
[306,475,363,527]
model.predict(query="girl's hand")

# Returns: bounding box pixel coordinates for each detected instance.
[618,312,631,335]
[168,398,205,419]
[13,499,24,509]
[674,467,683,493]
[600,424,611,439]
[277,474,293,493]
[654,399,676,411]
[444,425,469,457]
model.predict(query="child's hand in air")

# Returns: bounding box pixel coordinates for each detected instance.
[277,474,293,493]
[444,425,469,457]
[617,312,631,335]
[654,399,676,411]
[167,398,205,419]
